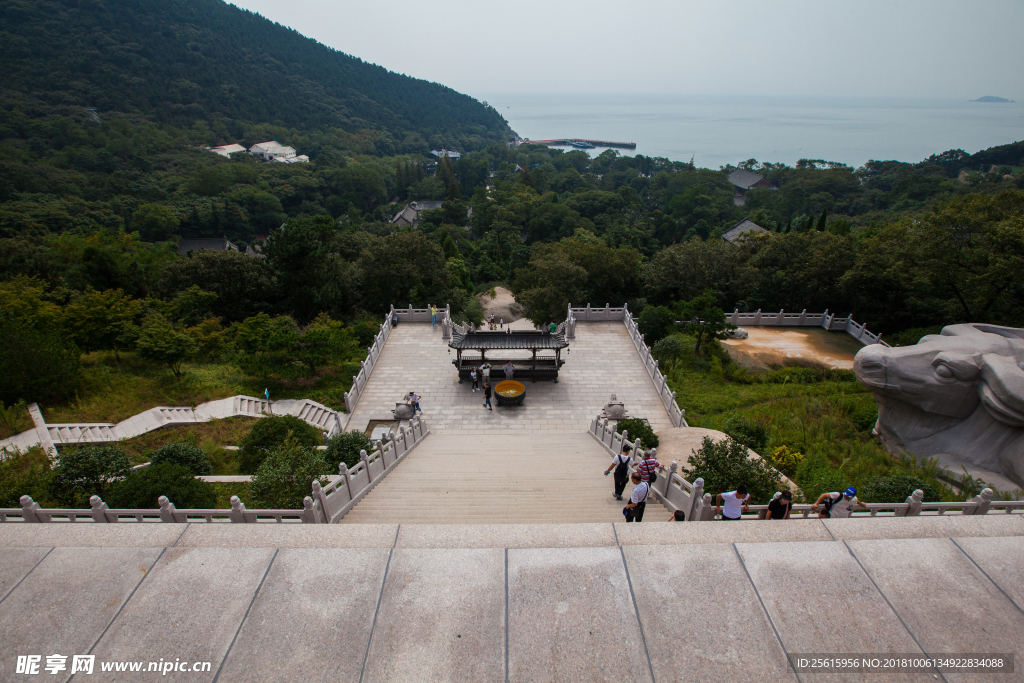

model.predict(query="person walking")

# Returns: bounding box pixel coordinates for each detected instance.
[482,382,493,411]
[431,305,438,327]
[499,317,504,329]
[765,490,793,519]
[503,361,515,380]
[406,391,422,414]
[623,472,649,522]
[636,449,664,483]
[604,443,633,501]
[470,367,479,392]
[811,487,868,518]
[480,361,491,386]
[715,486,750,520]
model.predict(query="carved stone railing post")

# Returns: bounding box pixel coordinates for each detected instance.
[229,496,247,523]
[90,495,111,523]
[310,479,329,523]
[900,489,924,516]
[158,496,177,523]
[301,496,317,523]
[690,477,704,522]
[966,488,994,515]
[20,495,42,523]
[360,449,371,477]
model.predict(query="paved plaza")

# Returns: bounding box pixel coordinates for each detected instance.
[346,321,674,435]
[1,517,1022,682]
[343,320,675,524]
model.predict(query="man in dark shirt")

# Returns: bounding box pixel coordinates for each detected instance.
[766,490,793,519]
[482,382,493,411]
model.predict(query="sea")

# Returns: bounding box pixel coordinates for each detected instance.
[475,94,1024,169]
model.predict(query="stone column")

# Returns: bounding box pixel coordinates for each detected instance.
[229,496,248,523]
[900,489,924,516]
[20,495,42,523]
[158,496,178,523]
[967,488,994,515]
[89,495,111,523]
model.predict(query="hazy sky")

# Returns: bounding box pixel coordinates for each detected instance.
[228,0,1022,101]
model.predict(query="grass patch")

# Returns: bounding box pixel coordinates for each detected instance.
[110,417,257,471]
[40,351,358,425]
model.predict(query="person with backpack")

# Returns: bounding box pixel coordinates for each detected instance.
[765,490,793,519]
[715,486,750,520]
[604,443,633,501]
[811,487,868,518]
[623,472,649,522]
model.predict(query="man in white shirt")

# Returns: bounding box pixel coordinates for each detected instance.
[623,472,649,522]
[811,486,868,518]
[604,443,633,501]
[715,486,750,520]
[406,391,422,414]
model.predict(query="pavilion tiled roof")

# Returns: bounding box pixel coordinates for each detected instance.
[448,330,568,350]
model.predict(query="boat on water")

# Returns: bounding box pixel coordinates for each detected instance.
[569,140,595,149]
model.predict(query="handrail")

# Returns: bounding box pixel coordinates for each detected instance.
[587,414,1023,521]
[726,308,890,347]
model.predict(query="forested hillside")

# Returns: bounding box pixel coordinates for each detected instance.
[0,0,512,153]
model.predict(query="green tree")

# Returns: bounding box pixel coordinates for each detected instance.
[324,430,374,472]
[160,249,278,323]
[232,313,299,378]
[0,315,81,405]
[637,305,675,345]
[132,204,180,241]
[676,292,732,356]
[135,312,197,380]
[62,287,141,360]
[106,463,217,509]
[682,436,782,504]
[249,436,329,509]
[295,314,358,376]
[238,415,322,475]
[49,444,133,507]
[150,441,212,476]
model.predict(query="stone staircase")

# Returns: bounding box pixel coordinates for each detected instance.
[341,433,668,524]
[45,423,119,444]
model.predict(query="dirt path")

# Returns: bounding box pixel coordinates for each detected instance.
[477,286,523,324]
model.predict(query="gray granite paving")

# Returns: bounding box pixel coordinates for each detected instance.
[507,546,652,683]
[952,535,1024,611]
[362,548,505,683]
[624,543,795,680]
[0,547,162,683]
[0,546,50,602]
[347,322,673,434]
[0,524,186,548]
[175,523,399,548]
[395,523,617,548]
[217,548,390,683]
[88,547,276,682]
[736,540,934,683]
[848,538,1024,683]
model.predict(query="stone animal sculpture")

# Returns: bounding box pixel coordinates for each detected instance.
[853,323,1024,486]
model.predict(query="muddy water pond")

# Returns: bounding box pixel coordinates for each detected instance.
[721,327,865,370]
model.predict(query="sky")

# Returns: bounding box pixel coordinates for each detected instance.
[227,0,1023,101]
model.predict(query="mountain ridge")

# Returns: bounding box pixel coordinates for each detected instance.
[0,0,514,153]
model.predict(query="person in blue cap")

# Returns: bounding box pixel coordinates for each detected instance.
[811,486,869,518]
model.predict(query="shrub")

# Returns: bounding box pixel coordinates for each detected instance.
[767,445,805,474]
[722,415,769,453]
[49,444,133,507]
[150,441,212,476]
[615,418,659,449]
[249,436,330,509]
[325,430,374,472]
[651,335,684,362]
[106,463,217,509]
[238,415,322,474]
[859,475,942,503]
[683,436,782,504]
[637,305,675,345]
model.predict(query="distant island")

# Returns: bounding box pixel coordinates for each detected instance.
[971,96,1014,103]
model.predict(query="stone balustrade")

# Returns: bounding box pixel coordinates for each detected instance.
[727,308,889,346]
[0,416,431,524]
[588,415,1024,520]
